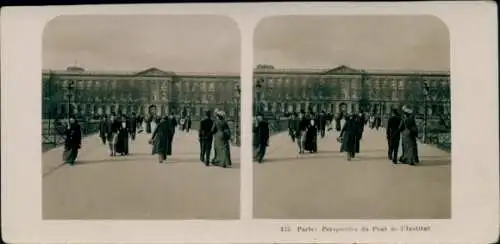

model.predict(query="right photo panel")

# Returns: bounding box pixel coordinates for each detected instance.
[252,15,451,219]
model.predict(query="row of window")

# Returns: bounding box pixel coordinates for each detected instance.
[45,77,239,92]
[254,76,449,90]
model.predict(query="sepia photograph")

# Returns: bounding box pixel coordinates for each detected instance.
[41,15,241,219]
[252,15,452,219]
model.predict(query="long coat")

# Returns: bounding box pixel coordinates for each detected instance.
[63,123,82,164]
[212,119,232,167]
[304,123,318,152]
[115,120,130,154]
[340,117,358,153]
[400,115,419,164]
[152,120,173,156]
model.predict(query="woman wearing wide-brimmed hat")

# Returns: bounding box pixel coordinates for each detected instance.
[211,110,232,168]
[399,105,420,165]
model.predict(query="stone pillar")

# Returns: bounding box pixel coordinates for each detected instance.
[354,103,359,114]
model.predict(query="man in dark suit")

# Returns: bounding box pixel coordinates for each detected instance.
[318,110,327,138]
[288,112,298,142]
[386,108,403,164]
[199,111,214,166]
[128,112,138,140]
[253,113,270,163]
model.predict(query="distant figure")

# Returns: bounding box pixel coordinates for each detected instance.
[297,111,309,154]
[253,114,270,163]
[288,112,297,142]
[304,118,318,153]
[167,113,177,152]
[179,117,186,131]
[399,106,420,165]
[211,110,232,168]
[386,108,403,164]
[107,114,120,156]
[374,114,382,130]
[99,115,109,144]
[199,111,214,166]
[185,115,192,132]
[318,110,327,138]
[115,115,130,156]
[128,112,137,140]
[150,116,173,163]
[62,115,82,166]
[339,114,358,161]
[354,113,365,154]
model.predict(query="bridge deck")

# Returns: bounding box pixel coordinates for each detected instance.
[254,126,451,219]
[42,130,240,220]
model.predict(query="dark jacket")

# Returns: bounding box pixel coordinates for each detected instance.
[199,117,215,140]
[64,123,82,150]
[386,115,402,139]
[254,120,270,146]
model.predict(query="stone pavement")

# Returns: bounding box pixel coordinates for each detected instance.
[254,126,451,219]
[42,129,240,220]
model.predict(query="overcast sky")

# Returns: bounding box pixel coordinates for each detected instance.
[254,15,450,71]
[43,15,240,73]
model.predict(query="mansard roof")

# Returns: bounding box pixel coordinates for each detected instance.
[254,64,449,76]
[41,67,239,78]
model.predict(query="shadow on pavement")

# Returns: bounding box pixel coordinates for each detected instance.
[42,163,67,178]
[262,152,347,163]
[414,159,451,167]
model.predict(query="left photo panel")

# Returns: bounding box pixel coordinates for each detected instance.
[41,15,241,220]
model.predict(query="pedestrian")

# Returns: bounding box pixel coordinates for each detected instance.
[304,118,318,153]
[339,114,358,161]
[62,115,82,166]
[167,113,177,153]
[199,111,214,166]
[318,110,327,138]
[211,110,232,168]
[180,117,186,132]
[150,116,172,163]
[115,114,130,156]
[128,112,137,141]
[253,113,270,163]
[98,115,108,144]
[185,115,192,132]
[386,108,403,164]
[375,114,382,130]
[296,111,308,154]
[354,112,365,154]
[399,106,420,165]
[288,113,297,142]
[106,114,120,156]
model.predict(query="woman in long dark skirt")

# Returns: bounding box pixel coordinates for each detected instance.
[62,116,82,166]
[115,115,130,156]
[211,111,232,168]
[150,117,172,163]
[304,119,318,153]
[339,114,358,161]
[399,107,420,165]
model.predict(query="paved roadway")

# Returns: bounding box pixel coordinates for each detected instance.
[254,126,451,219]
[43,129,240,220]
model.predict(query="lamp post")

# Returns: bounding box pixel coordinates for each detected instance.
[255,78,263,115]
[66,80,75,122]
[422,82,430,143]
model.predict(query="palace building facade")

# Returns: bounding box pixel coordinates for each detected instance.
[253,64,450,117]
[42,66,241,120]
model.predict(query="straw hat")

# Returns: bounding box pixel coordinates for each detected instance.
[402,105,413,114]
